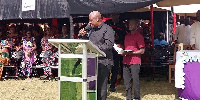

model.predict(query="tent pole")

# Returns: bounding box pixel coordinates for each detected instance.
[166,11,169,43]
[150,5,156,73]
[173,12,176,43]
[70,15,74,39]
[58,44,61,100]
[150,5,154,46]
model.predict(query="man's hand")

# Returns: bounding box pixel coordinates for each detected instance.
[79,28,87,36]
[121,48,145,56]
[121,51,132,56]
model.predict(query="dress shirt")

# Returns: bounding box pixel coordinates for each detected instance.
[83,22,115,66]
[174,24,191,45]
[123,30,145,65]
[190,21,200,49]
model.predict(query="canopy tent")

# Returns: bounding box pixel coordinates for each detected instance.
[0,0,163,20]
[0,0,70,20]
[0,0,164,39]
[176,13,196,17]
[128,4,170,12]
[156,0,200,7]
[67,0,162,14]
[128,7,168,12]
[155,0,200,17]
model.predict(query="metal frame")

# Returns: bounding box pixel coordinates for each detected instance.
[166,11,169,43]
[82,43,87,100]
[58,44,61,100]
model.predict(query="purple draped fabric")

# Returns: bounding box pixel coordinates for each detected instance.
[178,62,200,99]
[87,58,96,90]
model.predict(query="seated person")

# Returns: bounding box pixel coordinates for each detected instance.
[0,40,9,80]
[154,32,167,46]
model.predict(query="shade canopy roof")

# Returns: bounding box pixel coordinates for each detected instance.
[68,0,162,14]
[0,0,70,20]
[0,0,163,19]
[157,0,200,7]
[128,5,170,12]
[176,13,196,17]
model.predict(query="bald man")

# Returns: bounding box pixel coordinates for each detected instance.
[80,11,115,100]
[190,10,200,50]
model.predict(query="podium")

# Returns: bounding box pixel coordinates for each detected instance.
[48,39,106,100]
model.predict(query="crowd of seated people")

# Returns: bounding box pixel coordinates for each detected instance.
[0,23,77,80]
[0,21,173,81]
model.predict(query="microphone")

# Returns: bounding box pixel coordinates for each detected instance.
[85,24,92,31]
[78,24,92,37]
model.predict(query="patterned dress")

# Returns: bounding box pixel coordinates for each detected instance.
[0,40,10,79]
[40,36,55,76]
[20,37,37,77]
[7,35,22,65]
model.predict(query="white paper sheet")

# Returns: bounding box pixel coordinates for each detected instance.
[113,44,124,54]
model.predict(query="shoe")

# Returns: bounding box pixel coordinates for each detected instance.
[133,98,140,100]
[109,87,116,92]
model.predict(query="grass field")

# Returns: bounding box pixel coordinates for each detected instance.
[107,79,178,100]
[0,58,178,100]
[0,78,178,100]
[57,58,178,100]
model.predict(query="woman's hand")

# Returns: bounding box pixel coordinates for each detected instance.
[27,51,31,57]
[15,46,21,51]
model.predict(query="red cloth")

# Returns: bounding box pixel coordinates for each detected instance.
[173,13,176,34]
[102,17,111,22]
[52,18,58,26]
[115,79,118,86]
[74,34,78,39]
[52,18,58,34]
[123,30,145,65]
